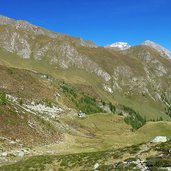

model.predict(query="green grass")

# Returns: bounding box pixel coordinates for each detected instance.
[59,113,171,151]
[0,146,140,171]
[1,140,170,171]
[114,93,170,121]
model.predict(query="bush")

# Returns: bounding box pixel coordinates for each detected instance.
[161,92,171,117]
[0,92,8,105]
[146,157,171,168]
[166,106,171,117]
[109,102,116,113]
[19,99,23,106]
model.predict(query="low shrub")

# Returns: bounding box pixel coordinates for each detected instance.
[0,92,8,105]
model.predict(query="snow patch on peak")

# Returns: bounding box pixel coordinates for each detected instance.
[143,40,171,59]
[106,42,131,50]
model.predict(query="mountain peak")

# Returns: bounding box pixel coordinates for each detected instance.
[105,42,131,50]
[142,40,171,59]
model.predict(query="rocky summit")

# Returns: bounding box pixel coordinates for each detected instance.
[0,16,171,171]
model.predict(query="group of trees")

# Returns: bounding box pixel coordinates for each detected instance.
[60,82,110,114]
[60,83,77,98]
[77,95,103,114]
[122,106,146,130]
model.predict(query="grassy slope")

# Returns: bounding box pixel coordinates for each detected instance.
[114,93,169,120]
[0,64,169,148]
[1,110,170,170]
[33,113,171,155]
[67,114,171,150]
[0,103,61,147]
[0,46,170,120]
[0,76,170,169]
[0,64,57,102]
[0,134,170,171]
[0,65,64,148]
[0,46,170,152]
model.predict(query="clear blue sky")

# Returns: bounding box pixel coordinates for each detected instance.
[0,0,171,49]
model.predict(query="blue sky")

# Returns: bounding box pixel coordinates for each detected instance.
[0,0,171,49]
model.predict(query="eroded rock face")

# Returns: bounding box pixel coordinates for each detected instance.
[33,44,50,60]
[0,30,31,59]
[138,50,167,77]
[0,16,104,77]
[49,42,111,81]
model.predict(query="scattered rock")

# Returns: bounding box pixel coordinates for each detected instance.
[24,102,63,118]
[151,136,168,143]
[9,141,17,145]
[17,151,25,157]
[78,111,86,118]
[103,84,113,94]
[1,152,8,157]
[94,162,99,170]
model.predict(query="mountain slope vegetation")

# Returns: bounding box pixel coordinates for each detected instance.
[0,15,171,170]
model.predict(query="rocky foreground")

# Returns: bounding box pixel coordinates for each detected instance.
[0,139,170,171]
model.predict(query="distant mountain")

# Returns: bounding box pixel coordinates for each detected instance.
[105,42,131,50]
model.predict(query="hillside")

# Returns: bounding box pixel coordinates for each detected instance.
[0,15,171,170]
[0,16,171,120]
[0,64,171,170]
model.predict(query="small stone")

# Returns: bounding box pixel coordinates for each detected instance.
[17,151,25,157]
[1,152,8,157]
[94,163,99,170]
[9,141,16,145]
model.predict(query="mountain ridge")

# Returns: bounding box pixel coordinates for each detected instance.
[0,15,97,48]
[1,15,171,53]
[0,15,171,120]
